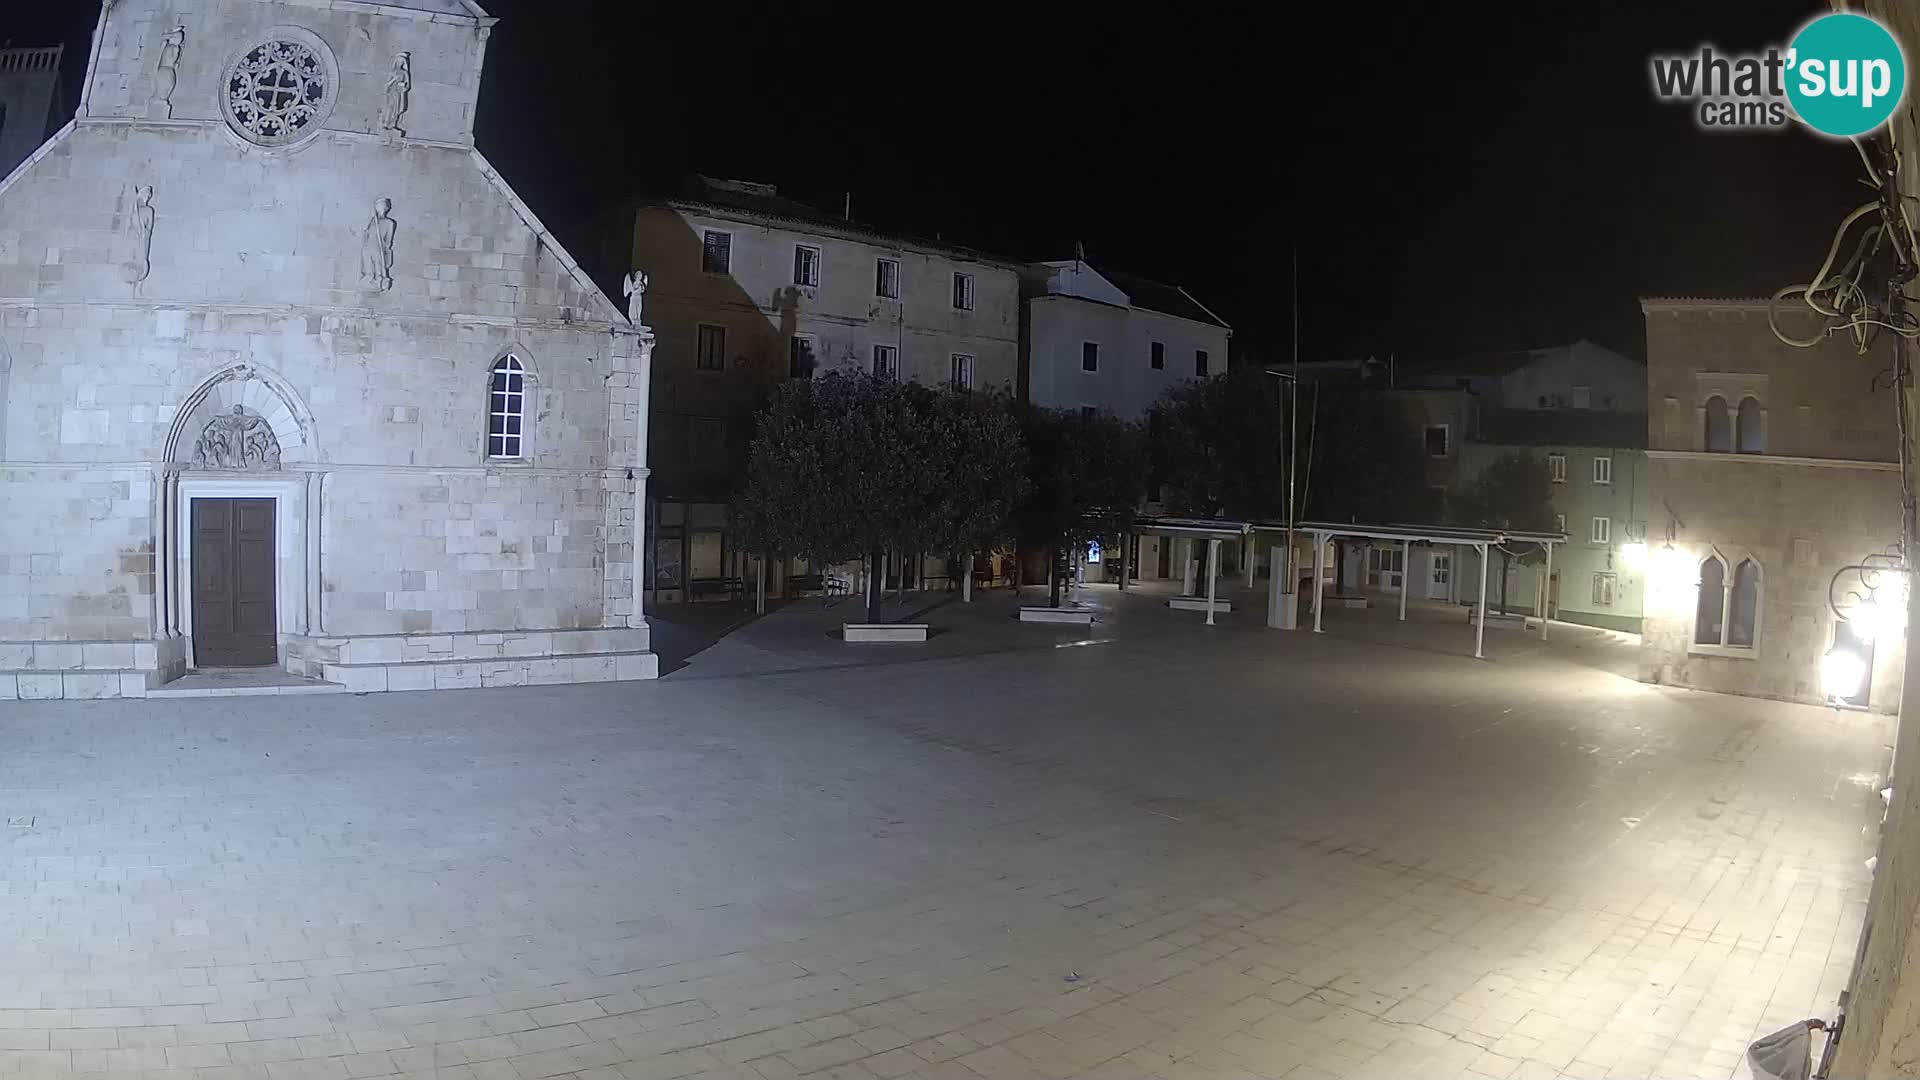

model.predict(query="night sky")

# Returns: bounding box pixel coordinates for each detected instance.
[6,1,1873,364]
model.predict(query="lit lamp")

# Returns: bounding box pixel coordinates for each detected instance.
[1622,541,1648,570]
[1822,644,1870,701]
[1824,553,1909,704]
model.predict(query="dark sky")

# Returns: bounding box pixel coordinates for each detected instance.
[7,2,1871,364]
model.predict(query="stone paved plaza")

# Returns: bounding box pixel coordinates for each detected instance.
[0,586,1890,1079]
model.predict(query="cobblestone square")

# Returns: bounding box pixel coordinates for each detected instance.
[0,591,1886,1078]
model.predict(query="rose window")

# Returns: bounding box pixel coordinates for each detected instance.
[223,39,331,146]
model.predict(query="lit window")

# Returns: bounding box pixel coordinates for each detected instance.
[1704,395,1731,452]
[951,353,973,390]
[789,335,817,379]
[952,271,974,310]
[1592,455,1612,484]
[872,344,898,380]
[487,354,525,459]
[1589,516,1610,545]
[875,258,900,299]
[1424,425,1449,457]
[793,244,821,287]
[1151,341,1165,370]
[1196,349,1210,377]
[696,324,726,371]
[1082,342,1099,373]
[701,230,731,274]
[1547,453,1567,483]
[1737,396,1764,453]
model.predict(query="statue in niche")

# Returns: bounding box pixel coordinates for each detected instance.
[192,405,281,470]
[622,269,648,325]
[121,185,154,285]
[378,51,411,140]
[149,26,185,119]
[359,197,395,291]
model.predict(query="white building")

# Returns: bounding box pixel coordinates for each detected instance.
[1020,259,1231,420]
[0,0,656,698]
[0,45,65,181]
[607,177,1022,603]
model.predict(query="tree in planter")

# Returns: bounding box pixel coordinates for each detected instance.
[1014,406,1149,607]
[1154,367,1289,521]
[733,372,1026,624]
[1451,451,1556,614]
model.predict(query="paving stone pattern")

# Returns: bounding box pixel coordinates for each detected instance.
[0,596,1887,1079]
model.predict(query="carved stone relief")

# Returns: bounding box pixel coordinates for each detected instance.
[149,26,184,119]
[192,405,282,470]
[359,197,395,291]
[121,184,154,285]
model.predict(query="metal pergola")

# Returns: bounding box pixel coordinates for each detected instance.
[1296,521,1568,658]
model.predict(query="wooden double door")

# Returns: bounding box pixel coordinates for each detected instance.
[191,498,278,667]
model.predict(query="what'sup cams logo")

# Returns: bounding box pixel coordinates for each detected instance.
[1651,12,1907,136]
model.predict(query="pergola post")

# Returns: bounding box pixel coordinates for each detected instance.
[1117,534,1129,592]
[1475,542,1489,659]
[1312,532,1325,633]
[1181,539,1195,595]
[755,556,767,614]
[962,553,974,603]
[1205,538,1220,626]
[1243,531,1256,590]
[1398,539,1410,621]
[1541,542,1552,641]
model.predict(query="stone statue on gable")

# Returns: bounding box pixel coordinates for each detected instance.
[622,269,648,325]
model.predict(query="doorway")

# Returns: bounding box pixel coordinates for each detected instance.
[191,497,278,666]
[1428,551,1452,600]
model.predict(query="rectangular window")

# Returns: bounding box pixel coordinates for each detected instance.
[951,271,974,310]
[1590,516,1611,545]
[950,353,973,390]
[1555,513,1567,534]
[701,229,731,274]
[875,258,900,299]
[1366,547,1405,589]
[1082,342,1099,373]
[1592,572,1616,606]
[1151,341,1165,370]
[487,355,526,459]
[793,244,821,287]
[696,323,726,371]
[872,344,898,380]
[1080,406,1097,420]
[1195,349,1210,377]
[1547,452,1567,483]
[1592,455,1613,485]
[1424,425,1449,457]
[789,335,817,379]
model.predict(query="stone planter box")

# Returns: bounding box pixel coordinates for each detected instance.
[1019,607,1096,625]
[843,623,929,643]
[1467,607,1528,630]
[1168,596,1232,613]
[1327,595,1369,608]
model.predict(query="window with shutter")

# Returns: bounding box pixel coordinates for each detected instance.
[701,230,731,274]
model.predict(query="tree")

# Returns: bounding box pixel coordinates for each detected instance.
[1014,406,1149,607]
[1154,368,1290,521]
[1452,452,1556,614]
[1304,391,1441,593]
[733,372,1026,623]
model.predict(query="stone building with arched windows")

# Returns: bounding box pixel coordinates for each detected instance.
[1640,297,1903,712]
[0,0,656,698]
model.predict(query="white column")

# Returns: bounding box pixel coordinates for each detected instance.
[632,332,655,623]
[1476,542,1489,659]
[962,553,974,602]
[1312,534,1325,633]
[1205,538,1220,626]
[1541,543,1553,641]
[1244,535,1257,589]
[755,557,767,614]
[1117,535,1129,592]
[1399,539,1410,621]
[1181,538,1195,595]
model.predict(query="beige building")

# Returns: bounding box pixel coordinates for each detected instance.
[0,0,656,698]
[604,178,1021,603]
[1639,297,1904,712]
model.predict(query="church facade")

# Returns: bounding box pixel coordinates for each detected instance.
[0,0,656,697]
